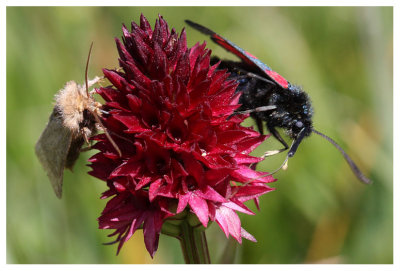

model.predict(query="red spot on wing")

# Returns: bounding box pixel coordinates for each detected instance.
[212,33,288,88]
[265,70,288,89]
[245,51,257,59]
[212,34,254,66]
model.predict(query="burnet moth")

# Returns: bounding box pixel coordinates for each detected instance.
[185,20,371,184]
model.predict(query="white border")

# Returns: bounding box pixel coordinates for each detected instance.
[2,0,397,270]
[2,0,397,7]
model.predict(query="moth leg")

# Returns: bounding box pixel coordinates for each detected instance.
[87,76,101,88]
[109,130,133,144]
[80,146,93,152]
[241,70,276,85]
[236,105,276,115]
[80,127,94,151]
[90,76,108,91]
[233,67,276,85]
[255,115,264,134]
[233,74,277,114]
[91,110,122,157]
[262,125,289,158]
[82,128,91,145]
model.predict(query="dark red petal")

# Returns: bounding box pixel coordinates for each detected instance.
[110,158,142,178]
[173,51,190,85]
[233,153,263,165]
[232,184,275,202]
[211,105,241,117]
[235,135,269,154]
[135,177,152,190]
[140,13,152,36]
[149,181,174,200]
[177,193,190,214]
[113,114,150,133]
[215,205,242,243]
[143,209,163,257]
[217,130,248,145]
[231,165,276,183]
[188,193,209,227]
[103,68,131,93]
[182,154,205,188]
[195,185,226,203]
[222,200,254,215]
[88,153,119,181]
[241,227,257,242]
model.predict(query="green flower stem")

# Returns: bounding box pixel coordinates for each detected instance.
[179,220,211,264]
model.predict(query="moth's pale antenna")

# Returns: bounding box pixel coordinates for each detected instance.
[84,42,122,157]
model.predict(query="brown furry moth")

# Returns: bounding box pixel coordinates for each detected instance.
[35,43,121,198]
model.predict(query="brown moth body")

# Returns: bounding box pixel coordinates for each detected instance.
[36,44,121,198]
[35,78,102,198]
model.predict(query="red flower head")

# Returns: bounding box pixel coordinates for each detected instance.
[89,14,276,257]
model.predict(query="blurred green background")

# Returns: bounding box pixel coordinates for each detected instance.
[6,7,392,264]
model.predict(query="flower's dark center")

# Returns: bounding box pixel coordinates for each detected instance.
[155,158,168,174]
[198,142,208,153]
[186,176,197,191]
[170,127,183,142]
[148,116,159,128]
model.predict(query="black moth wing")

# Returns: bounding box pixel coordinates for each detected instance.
[185,20,290,89]
[35,108,74,198]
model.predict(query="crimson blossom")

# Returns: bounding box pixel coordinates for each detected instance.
[88,14,276,257]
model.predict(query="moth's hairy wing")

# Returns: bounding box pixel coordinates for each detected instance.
[35,108,73,198]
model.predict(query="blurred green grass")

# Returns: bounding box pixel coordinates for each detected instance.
[6,6,392,264]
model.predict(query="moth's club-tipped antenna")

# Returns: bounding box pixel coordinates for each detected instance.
[311,128,372,184]
[235,126,372,192]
